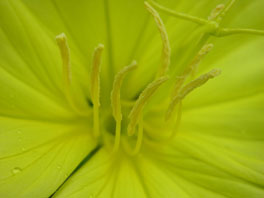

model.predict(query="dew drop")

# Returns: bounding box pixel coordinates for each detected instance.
[17,131,21,134]
[12,167,22,174]
[21,147,26,151]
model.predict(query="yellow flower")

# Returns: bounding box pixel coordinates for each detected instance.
[0,0,264,197]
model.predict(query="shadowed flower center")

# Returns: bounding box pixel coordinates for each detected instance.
[55,0,264,156]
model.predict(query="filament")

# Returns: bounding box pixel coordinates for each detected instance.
[124,117,144,156]
[148,0,208,25]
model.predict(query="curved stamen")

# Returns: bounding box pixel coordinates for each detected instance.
[128,76,169,136]
[145,1,171,77]
[111,61,137,152]
[90,44,104,138]
[166,69,221,120]
[171,43,214,99]
[56,33,88,115]
[216,0,237,23]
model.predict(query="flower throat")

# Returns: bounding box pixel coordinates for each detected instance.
[55,0,264,155]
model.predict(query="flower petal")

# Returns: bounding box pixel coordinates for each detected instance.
[183,37,264,110]
[53,149,148,198]
[0,117,96,198]
[141,90,264,197]
[0,0,93,112]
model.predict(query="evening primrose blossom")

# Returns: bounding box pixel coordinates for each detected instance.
[0,0,264,197]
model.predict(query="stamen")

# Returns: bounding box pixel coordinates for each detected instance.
[56,33,71,88]
[90,44,104,138]
[56,33,87,115]
[216,0,236,23]
[208,4,225,21]
[128,76,169,136]
[125,117,144,156]
[111,61,137,152]
[145,2,171,77]
[190,43,214,76]
[148,0,208,25]
[171,43,214,99]
[166,69,221,120]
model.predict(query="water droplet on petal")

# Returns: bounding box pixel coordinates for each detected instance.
[12,167,22,174]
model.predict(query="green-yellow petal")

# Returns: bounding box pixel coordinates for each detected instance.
[0,117,96,198]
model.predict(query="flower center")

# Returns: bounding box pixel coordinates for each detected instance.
[55,0,264,156]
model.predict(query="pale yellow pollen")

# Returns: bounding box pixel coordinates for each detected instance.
[171,43,214,100]
[56,33,87,115]
[166,69,221,120]
[208,4,225,21]
[145,1,171,77]
[56,33,71,87]
[216,0,236,23]
[128,76,169,136]
[111,61,137,121]
[111,61,137,152]
[190,43,214,76]
[90,44,104,138]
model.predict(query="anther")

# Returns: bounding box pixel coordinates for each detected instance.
[111,61,137,152]
[56,33,86,115]
[216,0,236,23]
[166,69,221,120]
[128,76,169,136]
[171,43,214,100]
[208,4,225,21]
[90,44,104,138]
[190,43,214,76]
[56,33,71,87]
[145,2,171,77]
